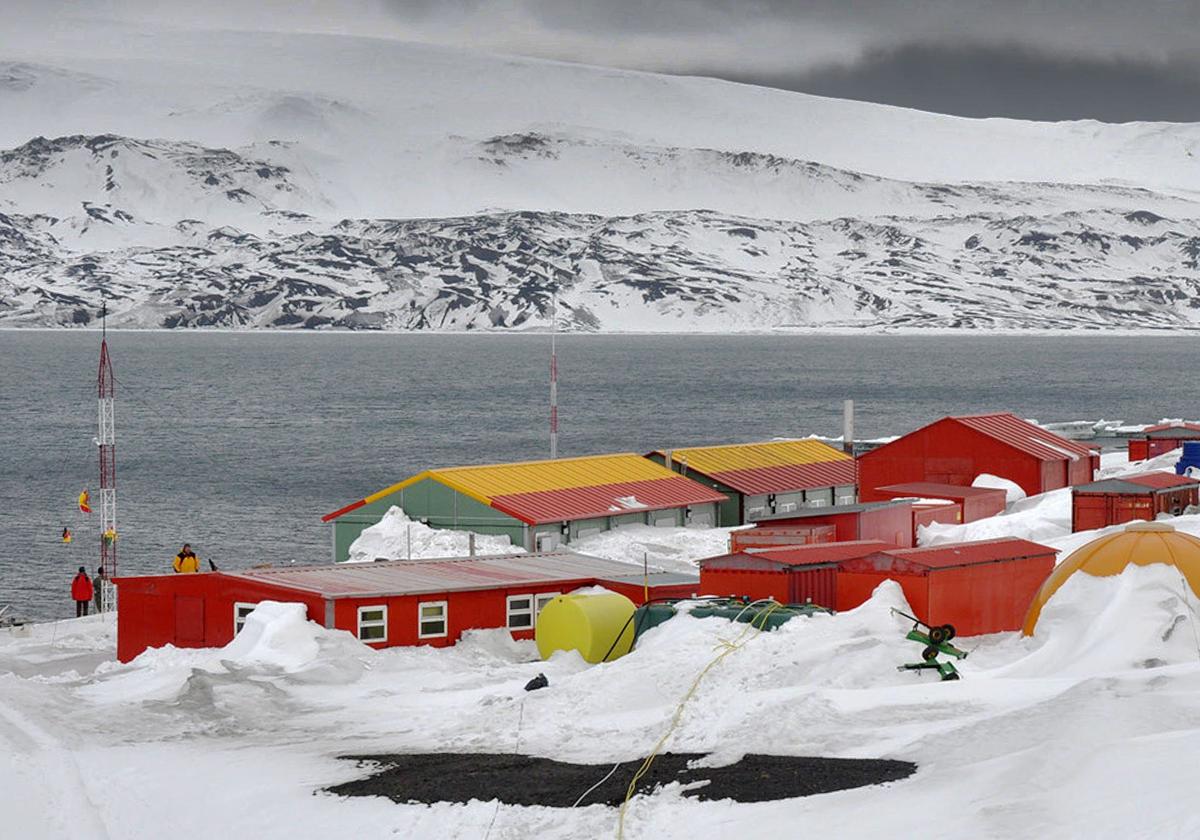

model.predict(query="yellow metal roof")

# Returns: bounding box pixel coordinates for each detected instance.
[657,439,850,475]
[364,452,682,507]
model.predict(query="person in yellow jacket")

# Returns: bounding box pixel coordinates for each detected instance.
[173,543,200,573]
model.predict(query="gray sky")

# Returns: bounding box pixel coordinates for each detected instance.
[12,0,1200,121]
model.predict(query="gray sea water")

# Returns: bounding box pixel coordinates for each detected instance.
[1,331,1194,621]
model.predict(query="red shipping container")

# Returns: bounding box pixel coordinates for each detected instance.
[756,501,914,548]
[1071,473,1200,532]
[872,482,1006,523]
[835,538,1056,636]
[699,541,892,608]
[1127,424,1200,462]
[912,503,963,538]
[729,523,837,552]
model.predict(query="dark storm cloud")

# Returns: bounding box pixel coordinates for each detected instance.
[727,43,1200,123]
[5,1,1199,120]
[377,0,1200,121]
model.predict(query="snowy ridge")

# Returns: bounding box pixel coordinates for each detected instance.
[2,33,1200,330]
[4,188,1200,330]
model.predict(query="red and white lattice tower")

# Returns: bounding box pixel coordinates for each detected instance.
[97,304,118,610]
[550,294,558,459]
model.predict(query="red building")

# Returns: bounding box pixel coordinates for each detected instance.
[837,538,1057,636]
[872,482,1008,523]
[699,541,891,608]
[729,523,836,552]
[114,552,698,662]
[747,500,916,548]
[858,413,1098,501]
[1071,472,1200,532]
[1127,423,1200,462]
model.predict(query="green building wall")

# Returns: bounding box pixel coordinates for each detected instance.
[329,477,526,562]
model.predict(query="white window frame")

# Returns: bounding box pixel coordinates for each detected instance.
[357,604,388,642]
[233,602,258,635]
[534,592,559,620]
[417,600,448,639]
[777,501,798,514]
[506,594,535,630]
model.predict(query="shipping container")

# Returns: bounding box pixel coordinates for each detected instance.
[872,482,1007,523]
[1127,423,1200,462]
[836,538,1057,636]
[1071,473,1200,532]
[752,500,915,548]
[729,523,837,552]
[699,541,891,608]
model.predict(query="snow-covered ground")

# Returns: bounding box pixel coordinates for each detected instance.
[6,558,1200,838]
[6,450,1200,837]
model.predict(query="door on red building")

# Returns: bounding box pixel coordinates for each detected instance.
[174,596,206,646]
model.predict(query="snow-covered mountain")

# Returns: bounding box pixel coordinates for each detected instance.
[2,29,1200,331]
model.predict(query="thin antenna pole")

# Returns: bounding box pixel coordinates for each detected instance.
[97,301,117,611]
[550,294,558,460]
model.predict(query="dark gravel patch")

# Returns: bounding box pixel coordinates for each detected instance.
[328,752,916,807]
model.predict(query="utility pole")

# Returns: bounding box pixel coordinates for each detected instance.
[97,302,118,611]
[550,293,558,459]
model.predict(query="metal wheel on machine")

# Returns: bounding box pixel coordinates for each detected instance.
[928,625,948,644]
[940,624,956,641]
[921,646,939,661]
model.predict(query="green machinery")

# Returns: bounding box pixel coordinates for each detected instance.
[892,608,968,681]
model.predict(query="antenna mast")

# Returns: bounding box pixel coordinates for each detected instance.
[550,293,558,459]
[97,303,118,609]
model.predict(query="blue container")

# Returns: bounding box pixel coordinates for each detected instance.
[1176,441,1200,477]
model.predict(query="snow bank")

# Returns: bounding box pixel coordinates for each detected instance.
[570,524,737,573]
[921,487,1073,547]
[219,601,320,671]
[346,507,523,563]
[992,564,1200,678]
[972,473,1026,504]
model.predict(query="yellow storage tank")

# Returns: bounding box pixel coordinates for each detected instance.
[535,592,637,663]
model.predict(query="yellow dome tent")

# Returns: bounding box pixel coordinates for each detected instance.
[1022,522,1200,636]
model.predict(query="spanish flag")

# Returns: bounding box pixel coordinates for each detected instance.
[78,490,91,514]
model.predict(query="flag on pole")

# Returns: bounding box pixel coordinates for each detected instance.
[62,527,72,544]
[78,489,91,514]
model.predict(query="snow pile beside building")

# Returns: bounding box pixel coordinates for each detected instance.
[920,487,1073,547]
[220,601,323,671]
[570,524,739,574]
[346,507,524,563]
[972,473,1027,504]
[994,564,1200,678]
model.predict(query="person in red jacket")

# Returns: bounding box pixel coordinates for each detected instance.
[71,566,94,617]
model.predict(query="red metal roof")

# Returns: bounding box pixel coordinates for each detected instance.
[1125,472,1200,490]
[219,552,659,598]
[952,413,1093,462]
[878,538,1056,569]
[488,477,726,525]
[1076,472,1200,494]
[874,482,1006,501]
[702,541,893,570]
[752,541,895,566]
[1138,423,1200,439]
[707,460,857,495]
